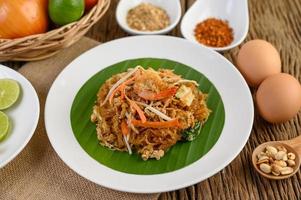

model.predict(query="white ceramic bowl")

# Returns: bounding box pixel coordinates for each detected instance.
[181,0,249,51]
[0,65,40,168]
[116,0,182,35]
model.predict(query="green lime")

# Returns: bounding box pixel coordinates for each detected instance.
[0,111,9,141]
[0,79,20,110]
[49,0,85,26]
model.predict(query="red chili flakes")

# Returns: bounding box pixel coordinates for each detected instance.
[194,18,234,47]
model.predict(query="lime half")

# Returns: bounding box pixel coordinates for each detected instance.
[0,79,20,110]
[0,111,9,140]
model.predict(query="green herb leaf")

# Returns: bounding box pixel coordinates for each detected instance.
[182,122,202,141]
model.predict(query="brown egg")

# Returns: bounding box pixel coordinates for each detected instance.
[237,40,281,87]
[256,73,301,123]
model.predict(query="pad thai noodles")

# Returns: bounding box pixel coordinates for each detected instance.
[91,66,211,160]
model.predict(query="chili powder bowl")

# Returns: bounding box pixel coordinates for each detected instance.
[181,0,249,51]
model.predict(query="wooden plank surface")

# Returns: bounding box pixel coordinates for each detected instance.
[2,0,301,199]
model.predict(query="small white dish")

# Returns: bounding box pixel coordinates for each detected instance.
[45,36,254,193]
[0,64,39,168]
[181,0,249,51]
[116,0,181,35]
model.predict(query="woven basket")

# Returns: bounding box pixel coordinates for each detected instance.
[0,0,110,62]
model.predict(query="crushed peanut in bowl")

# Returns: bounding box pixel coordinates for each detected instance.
[126,3,170,32]
[256,145,296,176]
[194,18,234,48]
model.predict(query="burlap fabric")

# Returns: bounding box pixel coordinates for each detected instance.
[0,37,159,200]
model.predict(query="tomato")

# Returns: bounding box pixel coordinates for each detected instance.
[0,0,48,39]
[85,0,98,11]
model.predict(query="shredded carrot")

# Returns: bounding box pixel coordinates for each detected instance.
[109,75,137,104]
[120,84,126,100]
[101,67,142,106]
[131,119,181,128]
[109,71,146,122]
[121,120,129,135]
[129,100,147,123]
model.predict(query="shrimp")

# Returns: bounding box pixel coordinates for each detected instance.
[133,69,177,100]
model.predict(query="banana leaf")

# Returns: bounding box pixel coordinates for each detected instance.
[71,58,225,175]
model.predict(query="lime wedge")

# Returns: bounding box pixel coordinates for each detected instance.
[0,111,9,141]
[0,79,20,110]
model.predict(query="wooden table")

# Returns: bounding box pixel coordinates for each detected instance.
[2,0,301,199]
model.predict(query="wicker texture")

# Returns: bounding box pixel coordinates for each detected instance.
[0,0,110,61]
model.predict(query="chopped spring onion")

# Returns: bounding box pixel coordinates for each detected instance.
[136,102,172,121]
[182,122,202,141]
[101,66,142,106]
[123,135,132,154]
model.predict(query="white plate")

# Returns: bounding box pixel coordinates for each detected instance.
[0,65,40,168]
[45,36,254,193]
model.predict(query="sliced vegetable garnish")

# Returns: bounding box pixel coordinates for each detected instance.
[123,135,132,155]
[127,98,146,123]
[101,66,141,106]
[131,119,180,128]
[136,101,172,121]
[109,74,137,104]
